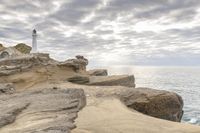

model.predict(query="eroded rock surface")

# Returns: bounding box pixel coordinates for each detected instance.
[89,75,135,87]
[0,53,54,76]
[69,84,183,122]
[119,87,184,122]
[67,75,89,84]
[59,55,88,72]
[0,88,86,133]
[88,69,108,76]
[0,83,15,94]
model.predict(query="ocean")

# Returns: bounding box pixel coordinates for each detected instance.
[105,66,200,125]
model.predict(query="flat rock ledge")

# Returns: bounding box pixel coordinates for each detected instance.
[0,88,86,133]
[67,75,90,84]
[88,75,136,87]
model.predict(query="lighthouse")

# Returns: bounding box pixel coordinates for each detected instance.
[31,29,37,53]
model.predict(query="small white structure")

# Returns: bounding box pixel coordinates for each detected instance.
[31,29,37,53]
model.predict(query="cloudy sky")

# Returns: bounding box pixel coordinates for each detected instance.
[0,0,200,66]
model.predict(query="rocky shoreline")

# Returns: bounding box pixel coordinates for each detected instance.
[0,44,200,133]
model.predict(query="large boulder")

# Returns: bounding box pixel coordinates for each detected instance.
[0,88,86,133]
[88,75,135,87]
[73,85,183,122]
[88,69,108,76]
[119,87,184,122]
[14,43,32,54]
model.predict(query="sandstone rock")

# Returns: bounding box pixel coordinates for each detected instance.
[88,69,108,76]
[0,53,52,66]
[58,56,88,72]
[119,87,183,122]
[88,75,135,87]
[72,84,183,122]
[0,83,15,94]
[14,43,32,54]
[0,53,56,76]
[0,88,86,133]
[75,55,85,60]
[67,75,89,84]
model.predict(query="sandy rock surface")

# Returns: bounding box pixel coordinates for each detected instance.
[88,75,135,87]
[0,88,86,133]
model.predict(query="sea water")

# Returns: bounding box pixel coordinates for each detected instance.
[106,66,200,125]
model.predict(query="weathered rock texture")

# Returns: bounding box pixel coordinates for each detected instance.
[119,87,184,122]
[0,88,86,133]
[0,83,15,94]
[0,53,54,76]
[67,75,89,84]
[87,85,182,122]
[59,55,88,72]
[56,83,183,122]
[89,75,135,87]
[0,54,89,90]
[88,69,108,76]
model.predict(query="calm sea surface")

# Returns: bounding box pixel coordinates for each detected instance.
[103,66,200,125]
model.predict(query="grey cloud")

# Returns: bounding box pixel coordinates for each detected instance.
[134,0,200,21]
[50,0,101,25]
[0,0,55,13]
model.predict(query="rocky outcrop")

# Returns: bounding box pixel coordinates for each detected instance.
[88,75,135,87]
[58,55,88,72]
[67,75,89,84]
[14,43,32,54]
[0,54,89,77]
[88,69,108,76]
[0,53,52,66]
[0,53,55,76]
[119,87,183,122]
[0,88,86,133]
[69,84,183,122]
[72,95,200,133]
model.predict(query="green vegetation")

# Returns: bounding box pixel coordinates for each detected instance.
[14,43,32,54]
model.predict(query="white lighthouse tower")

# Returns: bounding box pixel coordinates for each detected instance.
[31,29,37,53]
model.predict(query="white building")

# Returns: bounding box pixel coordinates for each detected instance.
[31,29,37,53]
